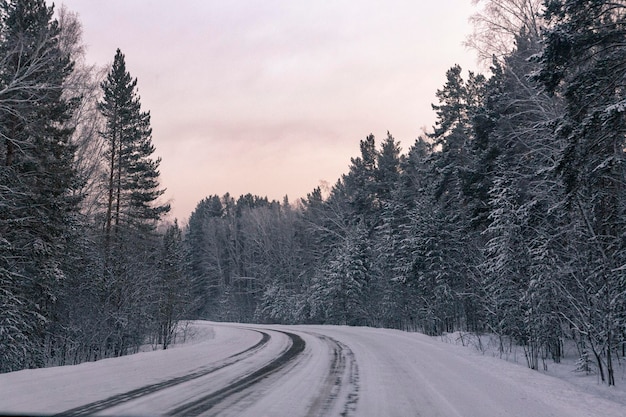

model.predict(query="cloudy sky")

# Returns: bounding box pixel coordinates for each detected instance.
[55,1,479,222]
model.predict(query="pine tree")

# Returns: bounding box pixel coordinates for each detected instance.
[431,65,469,141]
[342,134,379,226]
[422,65,489,334]
[99,48,169,241]
[375,132,401,206]
[96,48,169,357]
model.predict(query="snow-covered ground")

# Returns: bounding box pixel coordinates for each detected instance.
[0,321,624,416]
[436,331,626,408]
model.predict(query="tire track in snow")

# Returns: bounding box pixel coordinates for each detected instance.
[55,330,270,417]
[304,332,359,417]
[166,330,305,417]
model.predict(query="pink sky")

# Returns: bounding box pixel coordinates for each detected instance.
[56,0,479,222]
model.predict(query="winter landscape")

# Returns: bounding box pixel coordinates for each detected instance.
[2,0,626,415]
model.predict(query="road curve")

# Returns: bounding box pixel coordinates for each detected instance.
[166,330,305,416]
[74,325,359,417]
[56,329,271,416]
[212,326,359,417]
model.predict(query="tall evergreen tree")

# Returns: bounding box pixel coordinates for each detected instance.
[95,48,169,357]
[0,0,79,372]
[375,132,402,206]
[99,48,169,241]
[342,134,379,226]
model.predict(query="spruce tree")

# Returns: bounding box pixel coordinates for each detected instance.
[0,0,79,371]
[342,134,378,225]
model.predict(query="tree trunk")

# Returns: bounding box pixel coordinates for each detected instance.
[115,126,123,230]
[590,338,605,383]
[105,110,117,245]
[5,138,14,166]
[607,324,615,386]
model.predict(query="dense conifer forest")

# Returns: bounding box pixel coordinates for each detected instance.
[0,1,178,372]
[2,0,626,387]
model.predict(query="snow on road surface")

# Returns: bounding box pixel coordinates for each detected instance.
[0,321,624,416]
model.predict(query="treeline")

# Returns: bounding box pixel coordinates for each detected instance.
[185,0,626,385]
[0,1,188,373]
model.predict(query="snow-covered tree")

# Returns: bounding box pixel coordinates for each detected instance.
[0,0,80,372]
[310,222,370,325]
[537,0,626,385]
[156,220,190,349]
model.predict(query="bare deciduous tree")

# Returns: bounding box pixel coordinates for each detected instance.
[466,0,545,64]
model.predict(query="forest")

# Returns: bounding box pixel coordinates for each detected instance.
[0,1,181,372]
[1,0,626,387]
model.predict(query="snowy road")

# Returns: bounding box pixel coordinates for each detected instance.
[1,322,624,416]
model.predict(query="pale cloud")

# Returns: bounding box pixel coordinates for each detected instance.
[56,0,479,221]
